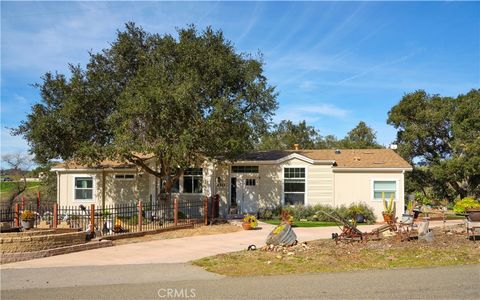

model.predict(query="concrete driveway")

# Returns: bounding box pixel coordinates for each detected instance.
[0,220,462,269]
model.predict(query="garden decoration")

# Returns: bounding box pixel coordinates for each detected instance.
[20,210,36,230]
[382,193,395,223]
[402,200,415,224]
[265,223,297,246]
[242,214,258,230]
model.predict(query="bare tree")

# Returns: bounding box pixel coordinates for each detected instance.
[1,153,33,206]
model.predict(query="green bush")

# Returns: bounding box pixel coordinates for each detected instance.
[453,197,480,213]
[278,202,376,224]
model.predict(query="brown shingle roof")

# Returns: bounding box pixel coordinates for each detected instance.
[239,149,411,169]
[52,153,153,170]
[52,149,411,170]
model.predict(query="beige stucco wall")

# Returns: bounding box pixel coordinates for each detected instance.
[333,171,405,222]
[57,170,149,207]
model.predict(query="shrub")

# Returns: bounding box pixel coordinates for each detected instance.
[453,197,480,213]
[346,202,375,224]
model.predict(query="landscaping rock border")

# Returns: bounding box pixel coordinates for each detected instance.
[1,240,113,264]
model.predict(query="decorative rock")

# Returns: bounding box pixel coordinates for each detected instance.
[265,223,297,246]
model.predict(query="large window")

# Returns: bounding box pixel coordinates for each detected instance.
[232,166,259,173]
[183,168,203,194]
[373,180,396,200]
[74,177,93,200]
[284,168,305,205]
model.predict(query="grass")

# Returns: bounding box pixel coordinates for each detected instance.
[193,226,480,276]
[262,219,337,227]
[0,181,41,194]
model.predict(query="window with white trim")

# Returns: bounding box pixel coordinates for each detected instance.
[183,168,203,194]
[245,179,256,186]
[373,180,396,200]
[284,168,305,205]
[74,177,93,200]
[114,174,135,180]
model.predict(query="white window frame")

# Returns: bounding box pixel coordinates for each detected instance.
[182,168,203,194]
[245,178,256,186]
[114,174,135,180]
[282,166,308,206]
[72,175,96,202]
[371,179,399,202]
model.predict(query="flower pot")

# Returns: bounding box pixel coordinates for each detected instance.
[382,213,394,223]
[242,222,253,230]
[466,209,480,222]
[21,219,35,230]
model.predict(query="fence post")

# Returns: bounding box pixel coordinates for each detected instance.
[53,204,58,228]
[138,201,143,231]
[37,191,41,209]
[21,194,25,210]
[204,196,208,226]
[174,197,178,226]
[14,203,20,227]
[90,204,95,233]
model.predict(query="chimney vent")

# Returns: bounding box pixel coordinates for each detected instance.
[293,144,300,151]
[335,149,341,154]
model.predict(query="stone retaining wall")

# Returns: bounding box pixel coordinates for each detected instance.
[1,231,87,253]
[1,240,113,264]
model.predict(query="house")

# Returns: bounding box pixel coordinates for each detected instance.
[51,149,412,221]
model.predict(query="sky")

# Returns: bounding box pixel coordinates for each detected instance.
[1,1,479,161]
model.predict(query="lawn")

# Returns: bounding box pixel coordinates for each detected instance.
[0,181,41,194]
[193,225,480,276]
[262,219,337,227]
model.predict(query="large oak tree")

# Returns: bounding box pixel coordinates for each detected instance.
[388,89,480,200]
[14,23,278,198]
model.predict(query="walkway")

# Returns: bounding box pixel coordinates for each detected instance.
[1,220,462,269]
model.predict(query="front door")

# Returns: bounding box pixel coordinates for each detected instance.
[235,177,258,213]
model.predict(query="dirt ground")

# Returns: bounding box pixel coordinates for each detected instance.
[112,223,242,245]
[194,224,480,276]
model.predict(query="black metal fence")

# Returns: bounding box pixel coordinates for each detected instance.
[0,198,206,236]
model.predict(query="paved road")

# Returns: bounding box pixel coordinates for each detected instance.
[1,220,461,269]
[2,264,479,299]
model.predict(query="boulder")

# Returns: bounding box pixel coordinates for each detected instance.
[265,223,297,246]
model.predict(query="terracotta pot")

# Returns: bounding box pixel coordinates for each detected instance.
[382,213,394,223]
[242,222,253,230]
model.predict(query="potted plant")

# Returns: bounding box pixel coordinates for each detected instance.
[402,200,415,223]
[242,214,258,230]
[453,197,480,221]
[281,209,294,225]
[21,210,36,229]
[382,193,395,223]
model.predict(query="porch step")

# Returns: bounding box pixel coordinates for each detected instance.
[226,214,244,220]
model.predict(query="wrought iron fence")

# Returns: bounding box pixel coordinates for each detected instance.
[2,197,207,236]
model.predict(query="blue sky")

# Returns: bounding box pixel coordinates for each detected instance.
[1,1,479,159]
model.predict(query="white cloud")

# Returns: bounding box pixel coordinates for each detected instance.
[274,102,349,123]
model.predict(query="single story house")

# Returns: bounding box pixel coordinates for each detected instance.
[52,149,412,221]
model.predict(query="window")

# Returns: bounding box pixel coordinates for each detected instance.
[245,179,256,186]
[284,168,305,205]
[74,177,93,200]
[232,166,259,173]
[183,168,203,193]
[114,174,135,180]
[373,181,396,200]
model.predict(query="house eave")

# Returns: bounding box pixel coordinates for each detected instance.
[332,167,413,173]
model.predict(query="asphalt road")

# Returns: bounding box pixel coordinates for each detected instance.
[1,264,479,299]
